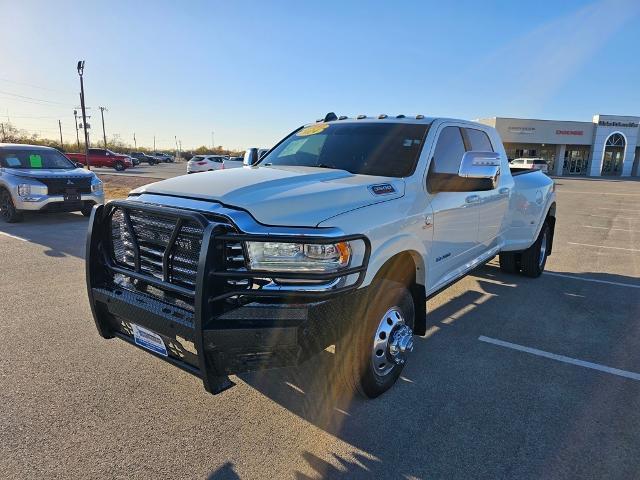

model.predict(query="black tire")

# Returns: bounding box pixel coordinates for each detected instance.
[80,204,94,217]
[337,279,415,398]
[520,222,550,278]
[0,190,23,223]
[499,251,520,274]
[114,161,125,172]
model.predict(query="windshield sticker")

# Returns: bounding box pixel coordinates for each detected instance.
[297,123,330,137]
[279,139,306,157]
[29,154,43,168]
[6,157,21,167]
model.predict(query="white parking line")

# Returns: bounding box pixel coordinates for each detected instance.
[478,336,640,381]
[560,191,640,196]
[0,231,27,242]
[582,225,640,233]
[568,242,640,252]
[583,214,639,220]
[545,271,640,289]
[597,207,640,213]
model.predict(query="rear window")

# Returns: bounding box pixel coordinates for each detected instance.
[193,156,205,161]
[262,122,430,177]
[533,160,547,165]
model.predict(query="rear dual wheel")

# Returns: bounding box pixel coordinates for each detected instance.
[499,221,550,278]
[338,280,415,398]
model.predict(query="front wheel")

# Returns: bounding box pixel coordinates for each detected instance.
[337,279,415,398]
[80,204,94,217]
[114,161,125,171]
[0,190,23,223]
[520,222,550,278]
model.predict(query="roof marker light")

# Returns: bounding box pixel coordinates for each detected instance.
[357,114,367,119]
[396,114,406,118]
[416,114,425,119]
[378,114,388,119]
[338,115,348,120]
[323,112,338,122]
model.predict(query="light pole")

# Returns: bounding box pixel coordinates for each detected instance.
[77,60,91,170]
[73,110,80,151]
[99,106,108,148]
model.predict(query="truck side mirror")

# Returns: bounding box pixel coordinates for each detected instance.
[75,162,85,169]
[243,148,259,166]
[458,151,501,182]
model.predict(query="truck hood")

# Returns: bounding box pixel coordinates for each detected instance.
[2,167,95,179]
[132,166,405,227]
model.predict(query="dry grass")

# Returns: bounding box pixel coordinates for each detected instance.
[98,174,156,201]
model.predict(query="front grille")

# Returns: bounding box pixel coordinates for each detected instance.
[223,240,250,290]
[38,176,92,195]
[110,208,204,290]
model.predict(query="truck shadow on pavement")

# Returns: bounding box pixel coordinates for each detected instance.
[0,212,88,258]
[229,264,640,479]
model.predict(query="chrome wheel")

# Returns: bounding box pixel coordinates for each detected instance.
[538,229,548,269]
[371,307,414,377]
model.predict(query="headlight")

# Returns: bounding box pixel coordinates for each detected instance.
[246,241,351,272]
[17,184,31,197]
[91,179,103,193]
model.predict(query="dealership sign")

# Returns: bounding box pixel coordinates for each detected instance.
[598,120,639,128]
[556,130,584,136]
[508,126,535,134]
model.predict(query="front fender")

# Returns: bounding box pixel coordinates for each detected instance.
[362,234,426,288]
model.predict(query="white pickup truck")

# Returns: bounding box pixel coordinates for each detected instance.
[86,114,556,398]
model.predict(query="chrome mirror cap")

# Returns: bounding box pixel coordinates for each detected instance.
[459,151,501,180]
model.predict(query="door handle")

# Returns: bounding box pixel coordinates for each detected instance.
[499,187,510,195]
[465,195,480,204]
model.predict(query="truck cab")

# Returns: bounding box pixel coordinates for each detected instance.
[85,114,556,398]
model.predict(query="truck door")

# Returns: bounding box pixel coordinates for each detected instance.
[462,127,513,248]
[425,125,482,292]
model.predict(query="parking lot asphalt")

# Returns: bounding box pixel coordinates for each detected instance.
[1,177,639,479]
[92,161,187,180]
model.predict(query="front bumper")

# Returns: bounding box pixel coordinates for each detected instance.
[15,192,104,211]
[86,200,370,394]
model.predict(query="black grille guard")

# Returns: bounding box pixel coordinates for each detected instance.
[86,198,370,394]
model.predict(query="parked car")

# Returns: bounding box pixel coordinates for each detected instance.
[152,152,174,163]
[186,155,229,173]
[0,143,104,222]
[66,148,133,171]
[130,152,158,165]
[223,157,244,169]
[86,114,556,398]
[126,154,140,166]
[510,157,549,173]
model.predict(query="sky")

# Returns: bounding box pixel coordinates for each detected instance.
[1,0,639,151]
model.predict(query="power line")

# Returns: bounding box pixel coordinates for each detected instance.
[0,78,76,96]
[0,89,70,105]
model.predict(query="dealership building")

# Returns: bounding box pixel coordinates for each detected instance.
[478,114,640,177]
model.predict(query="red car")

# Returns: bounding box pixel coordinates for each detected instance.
[66,148,133,171]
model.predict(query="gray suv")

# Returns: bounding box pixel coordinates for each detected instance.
[0,143,105,223]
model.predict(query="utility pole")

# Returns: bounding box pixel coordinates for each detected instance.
[73,110,80,151]
[77,60,91,170]
[98,106,107,149]
[175,135,179,159]
[133,133,137,149]
[153,135,156,152]
[211,131,214,150]
[58,120,63,149]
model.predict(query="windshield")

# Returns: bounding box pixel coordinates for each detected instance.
[262,122,430,177]
[0,148,76,169]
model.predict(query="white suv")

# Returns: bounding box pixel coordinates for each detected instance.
[186,155,229,174]
[510,157,549,173]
